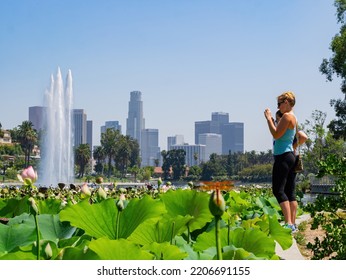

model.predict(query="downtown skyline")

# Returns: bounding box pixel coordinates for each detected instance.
[0,0,342,153]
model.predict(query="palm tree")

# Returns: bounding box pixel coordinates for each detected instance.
[115,135,131,178]
[101,128,120,179]
[75,143,91,178]
[93,145,105,174]
[17,121,38,167]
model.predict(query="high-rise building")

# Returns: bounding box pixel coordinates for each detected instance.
[194,112,244,155]
[101,121,122,134]
[141,128,160,167]
[195,120,212,144]
[126,91,145,146]
[198,133,222,160]
[167,135,184,151]
[87,120,93,156]
[73,109,87,148]
[29,106,46,131]
[171,144,206,166]
[222,122,244,154]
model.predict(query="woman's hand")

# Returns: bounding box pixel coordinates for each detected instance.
[264,108,272,121]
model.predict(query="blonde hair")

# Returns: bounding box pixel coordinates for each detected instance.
[277,91,295,107]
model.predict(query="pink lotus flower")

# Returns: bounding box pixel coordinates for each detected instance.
[17,166,38,185]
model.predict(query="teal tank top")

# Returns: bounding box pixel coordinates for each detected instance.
[273,127,295,155]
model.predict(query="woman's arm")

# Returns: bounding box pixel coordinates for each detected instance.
[269,113,292,140]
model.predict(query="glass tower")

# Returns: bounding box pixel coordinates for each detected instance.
[126,91,145,146]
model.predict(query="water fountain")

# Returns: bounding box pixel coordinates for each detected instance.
[38,68,74,187]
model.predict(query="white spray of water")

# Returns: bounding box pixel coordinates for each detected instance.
[39,68,74,187]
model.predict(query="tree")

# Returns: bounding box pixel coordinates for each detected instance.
[0,122,4,138]
[319,0,346,140]
[126,136,140,168]
[101,128,120,179]
[302,110,346,174]
[75,143,91,178]
[200,153,227,181]
[161,149,186,180]
[115,135,131,178]
[93,145,105,174]
[16,121,37,167]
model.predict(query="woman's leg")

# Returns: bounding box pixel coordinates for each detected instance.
[290,201,298,225]
[280,201,292,224]
[272,152,296,225]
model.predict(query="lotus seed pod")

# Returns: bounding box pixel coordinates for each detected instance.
[96,177,103,184]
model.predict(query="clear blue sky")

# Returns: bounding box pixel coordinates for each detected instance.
[0,0,342,152]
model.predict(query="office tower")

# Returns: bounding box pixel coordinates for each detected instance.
[73,109,87,148]
[195,120,212,144]
[171,144,206,166]
[141,128,160,167]
[211,112,229,125]
[195,112,244,155]
[222,122,244,153]
[29,106,46,131]
[101,121,122,135]
[87,120,93,156]
[126,91,145,146]
[167,135,184,151]
[198,133,222,161]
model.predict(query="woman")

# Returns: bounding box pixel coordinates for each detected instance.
[264,91,299,232]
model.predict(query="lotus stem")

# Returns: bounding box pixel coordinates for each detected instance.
[215,215,222,260]
[170,221,175,245]
[33,214,40,260]
[228,218,231,246]
[116,211,121,239]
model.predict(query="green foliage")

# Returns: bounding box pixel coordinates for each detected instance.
[0,187,293,260]
[159,189,213,233]
[161,149,186,180]
[304,154,346,259]
[319,0,346,140]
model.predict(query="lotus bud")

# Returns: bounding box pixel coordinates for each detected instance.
[80,183,91,198]
[119,187,126,193]
[157,177,162,187]
[20,166,38,183]
[209,189,225,217]
[95,176,103,184]
[188,181,194,188]
[45,243,53,259]
[28,197,39,215]
[116,193,126,212]
[97,186,107,200]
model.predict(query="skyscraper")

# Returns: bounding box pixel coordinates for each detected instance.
[141,128,160,167]
[101,121,122,134]
[87,120,93,156]
[126,91,145,146]
[29,106,46,131]
[222,122,244,153]
[198,133,222,160]
[73,109,87,148]
[167,135,184,151]
[195,112,244,155]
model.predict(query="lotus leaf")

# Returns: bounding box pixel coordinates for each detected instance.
[159,189,213,232]
[88,237,154,260]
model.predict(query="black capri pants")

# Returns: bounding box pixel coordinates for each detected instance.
[272,151,296,204]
